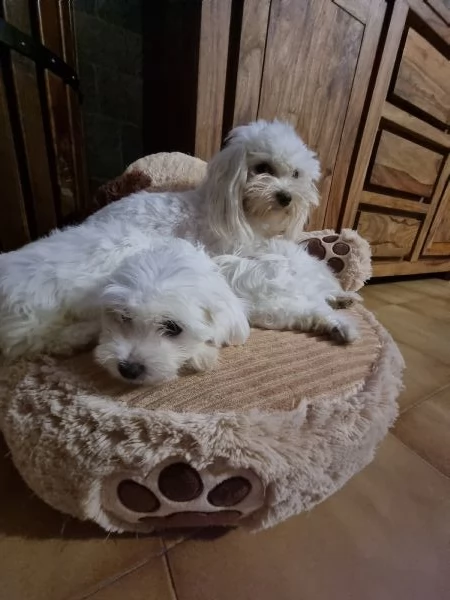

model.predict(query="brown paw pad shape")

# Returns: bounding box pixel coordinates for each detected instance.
[300,235,350,274]
[101,459,264,528]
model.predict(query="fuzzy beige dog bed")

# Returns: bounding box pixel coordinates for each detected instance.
[0,306,403,533]
[0,153,403,533]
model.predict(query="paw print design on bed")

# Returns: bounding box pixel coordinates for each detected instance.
[102,458,265,528]
[301,234,351,274]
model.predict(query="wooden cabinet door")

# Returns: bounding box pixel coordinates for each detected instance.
[422,172,450,257]
[232,0,386,230]
[340,0,450,277]
[144,0,385,231]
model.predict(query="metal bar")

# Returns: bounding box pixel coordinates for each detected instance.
[0,17,79,91]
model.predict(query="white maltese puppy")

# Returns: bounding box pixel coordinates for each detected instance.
[0,226,249,379]
[215,239,359,344]
[87,120,321,254]
[95,241,249,385]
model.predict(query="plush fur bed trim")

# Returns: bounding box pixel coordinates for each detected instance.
[0,309,403,533]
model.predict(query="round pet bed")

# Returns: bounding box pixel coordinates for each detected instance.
[0,304,403,533]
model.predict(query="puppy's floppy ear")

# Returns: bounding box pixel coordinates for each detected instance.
[203,142,253,250]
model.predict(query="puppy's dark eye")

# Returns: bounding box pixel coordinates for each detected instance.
[161,320,183,337]
[254,162,274,175]
[120,313,132,324]
[293,169,299,179]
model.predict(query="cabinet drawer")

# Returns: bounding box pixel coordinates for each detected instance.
[393,29,450,126]
[369,130,443,197]
[356,210,421,258]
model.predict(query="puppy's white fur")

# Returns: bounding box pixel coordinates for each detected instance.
[0,226,249,379]
[215,239,359,344]
[95,241,249,385]
[88,120,320,254]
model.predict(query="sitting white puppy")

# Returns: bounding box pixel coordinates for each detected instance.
[215,239,359,344]
[87,120,320,254]
[0,226,249,384]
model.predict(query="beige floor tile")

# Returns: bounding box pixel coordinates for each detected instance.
[394,278,450,300]
[402,295,450,322]
[363,281,427,305]
[360,288,390,314]
[395,341,450,412]
[80,554,175,600]
[167,436,450,600]
[374,303,450,366]
[0,435,164,600]
[394,385,450,476]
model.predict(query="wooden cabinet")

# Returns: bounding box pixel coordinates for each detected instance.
[423,180,450,256]
[144,0,450,276]
[341,0,450,277]
[144,0,386,231]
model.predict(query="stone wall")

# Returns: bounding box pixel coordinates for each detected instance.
[74,0,143,193]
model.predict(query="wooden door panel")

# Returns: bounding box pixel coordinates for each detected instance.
[393,29,450,126]
[11,53,57,236]
[0,69,30,249]
[2,0,57,236]
[357,210,421,258]
[232,0,271,126]
[0,0,88,250]
[257,0,364,228]
[423,180,450,256]
[369,130,443,197]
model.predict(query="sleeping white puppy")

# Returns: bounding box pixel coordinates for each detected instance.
[0,226,249,384]
[94,241,249,385]
[215,239,359,344]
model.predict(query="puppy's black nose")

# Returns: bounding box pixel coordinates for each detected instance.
[118,361,145,380]
[276,191,291,207]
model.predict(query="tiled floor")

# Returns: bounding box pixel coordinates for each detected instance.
[1,278,449,600]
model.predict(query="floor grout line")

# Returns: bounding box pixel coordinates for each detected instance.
[69,541,167,600]
[391,434,450,483]
[398,382,450,416]
[163,548,180,600]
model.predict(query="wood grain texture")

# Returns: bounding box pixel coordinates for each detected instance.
[45,72,77,220]
[412,155,450,260]
[324,0,386,229]
[10,52,57,236]
[425,0,450,24]
[370,130,443,197]
[422,180,450,256]
[195,0,232,159]
[0,68,30,250]
[332,0,371,23]
[381,102,450,150]
[258,0,364,230]
[394,29,450,126]
[408,0,450,43]
[357,211,421,258]
[340,0,409,229]
[35,0,64,58]
[232,0,271,126]
[2,0,32,33]
[361,191,429,215]
[372,257,450,276]
[58,0,76,69]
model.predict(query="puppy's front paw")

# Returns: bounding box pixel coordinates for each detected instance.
[187,343,219,372]
[327,292,361,310]
[329,319,358,345]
